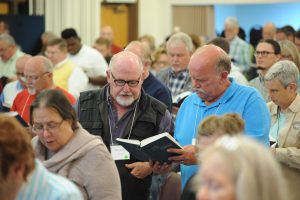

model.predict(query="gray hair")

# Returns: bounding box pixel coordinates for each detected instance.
[0,33,16,45]
[216,53,232,74]
[225,16,239,29]
[125,40,151,64]
[166,32,194,53]
[265,60,299,87]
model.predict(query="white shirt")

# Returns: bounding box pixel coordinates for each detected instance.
[1,80,23,108]
[69,45,108,90]
[229,64,248,85]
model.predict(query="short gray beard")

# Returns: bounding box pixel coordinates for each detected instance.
[116,95,135,107]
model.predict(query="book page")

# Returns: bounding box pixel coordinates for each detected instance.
[116,138,141,146]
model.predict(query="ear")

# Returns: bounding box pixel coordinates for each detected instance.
[221,70,229,80]
[287,82,297,91]
[11,163,25,180]
[48,72,53,79]
[106,70,111,82]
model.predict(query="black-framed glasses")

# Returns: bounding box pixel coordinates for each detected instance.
[32,119,64,134]
[110,72,140,87]
[25,72,49,81]
[254,51,275,57]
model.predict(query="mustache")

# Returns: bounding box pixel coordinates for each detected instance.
[192,88,207,95]
[120,92,133,96]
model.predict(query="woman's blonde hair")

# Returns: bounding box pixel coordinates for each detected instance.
[195,136,288,200]
[279,40,300,70]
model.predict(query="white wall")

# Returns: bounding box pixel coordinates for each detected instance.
[138,0,172,47]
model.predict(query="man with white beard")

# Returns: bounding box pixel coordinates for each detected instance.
[11,56,75,125]
[78,51,174,200]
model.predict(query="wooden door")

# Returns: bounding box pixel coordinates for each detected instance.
[101,4,129,48]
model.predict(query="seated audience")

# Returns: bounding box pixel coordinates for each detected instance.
[265,60,300,200]
[0,20,9,35]
[61,28,107,89]
[0,54,31,110]
[194,136,288,200]
[11,56,75,124]
[93,37,112,64]
[151,47,169,75]
[262,22,277,40]
[39,31,57,56]
[0,34,24,82]
[138,34,156,53]
[279,40,300,70]
[276,25,296,42]
[46,38,88,98]
[31,89,122,200]
[249,39,281,101]
[100,25,122,54]
[0,114,83,200]
[156,32,193,99]
[224,17,251,73]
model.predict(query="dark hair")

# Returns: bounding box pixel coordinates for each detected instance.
[29,89,78,130]
[61,28,79,39]
[207,37,230,54]
[258,39,281,55]
[296,29,300,39]
[277,25,295,37]
[0,115,35,181]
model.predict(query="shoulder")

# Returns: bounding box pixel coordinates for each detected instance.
[142,92,167,114]
[156,67,170,78]
[79,88,104,103]
[34,160,83,200]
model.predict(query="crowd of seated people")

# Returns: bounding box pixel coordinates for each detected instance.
[1,18,300,200]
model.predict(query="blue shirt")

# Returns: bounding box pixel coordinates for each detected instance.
[17,160,83,200]
[143,72,172,112]
[174,79,270,188]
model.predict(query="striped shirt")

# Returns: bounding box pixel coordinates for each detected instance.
[17,159,83,200]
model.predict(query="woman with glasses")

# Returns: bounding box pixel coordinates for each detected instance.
[249,39,281,101]
[30,89,121,200]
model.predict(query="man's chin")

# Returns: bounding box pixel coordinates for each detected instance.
[116,96,134,107]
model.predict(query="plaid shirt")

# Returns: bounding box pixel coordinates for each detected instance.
[229,36,251,72]
[168,69,189,97]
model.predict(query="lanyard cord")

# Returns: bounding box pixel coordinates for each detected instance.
[193,103,221,139]
[107,93,140,145]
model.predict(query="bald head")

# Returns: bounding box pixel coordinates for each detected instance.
[109,51,143,74]
[101,26,114,42]
[16,54,32,71]
[24,56,54,95]
[263,22,276,40]
[16,54,32,88]
[189,45,231,73]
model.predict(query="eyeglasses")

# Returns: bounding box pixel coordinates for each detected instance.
[110,72,140,87]
[25,72,49,81]
[32,119,64,134]
[254,51,275,57]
